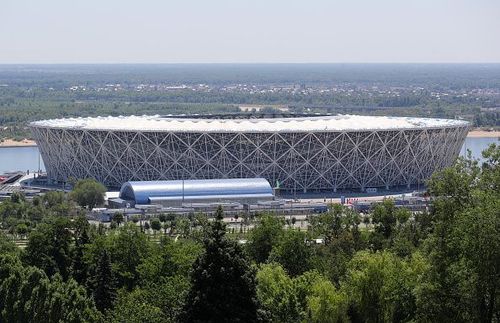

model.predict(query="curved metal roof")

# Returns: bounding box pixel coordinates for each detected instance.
[119,178,273,204]
[29,114,469,132]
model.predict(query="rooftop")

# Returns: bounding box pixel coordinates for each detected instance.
[120,178,273,204]
[30,114,469,132]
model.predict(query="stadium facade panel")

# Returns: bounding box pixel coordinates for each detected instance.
[30,115,469,191]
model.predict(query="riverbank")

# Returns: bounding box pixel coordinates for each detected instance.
[467,130,500,138]
[0,139,37,148]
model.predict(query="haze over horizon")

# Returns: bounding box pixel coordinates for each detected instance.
[1,0,499,64]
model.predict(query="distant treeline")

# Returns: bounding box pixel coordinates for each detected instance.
[0,64,499,140]
[1,63,500,88]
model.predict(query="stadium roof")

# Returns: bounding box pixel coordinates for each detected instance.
[119,178,273,204]
[30,114,469,132]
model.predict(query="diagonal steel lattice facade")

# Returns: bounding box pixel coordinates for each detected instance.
[31,125,469,191]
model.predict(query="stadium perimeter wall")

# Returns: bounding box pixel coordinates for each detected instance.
[31,117,469,192]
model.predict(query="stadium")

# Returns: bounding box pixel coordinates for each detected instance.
[30,114,469,192]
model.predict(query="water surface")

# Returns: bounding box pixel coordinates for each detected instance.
[460,137,499,162]
[0,146,45,174]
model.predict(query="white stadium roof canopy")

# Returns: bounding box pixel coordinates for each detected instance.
[30,114,469,132]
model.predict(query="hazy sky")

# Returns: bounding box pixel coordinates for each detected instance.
[1,0,499,63]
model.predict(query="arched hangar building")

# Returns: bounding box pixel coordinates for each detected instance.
[30,114,469,192]
[119,178,273,207]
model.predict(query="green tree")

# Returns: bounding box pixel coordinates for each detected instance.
[416,145,500,322]
[344,250,427,323]
[256,262,349,322]
[181,206,260,323]
[151,218,162,236]
[309,204,356,243]
[42,191,66,208]
[269,229,312,277]
[70,178,106,210]
[108,289,167,323]
[0,254,100,323]
[306,278,349,323]
[46,274,101,323]
[246,214,285,263]
[10,191,25,204]
[15,266,52,322]
[256,263,301,322]
[454,193,500,322]
[107,223,152,290]
[343,250,391,322]
[112,212,124,226]
[71,226,90,286]
[15,222,29,238]
[371,199,397,239]
[311,233,357,284]
[0,232,17,254]
[176,218,190,237]
[92,249,116,313]
[109,275,190,323]
[0,196,28,221]
[23,217,73,279]
[165,213,177,235]
[138,238,202,283]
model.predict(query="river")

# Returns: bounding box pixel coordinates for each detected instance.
[0,137,498,174]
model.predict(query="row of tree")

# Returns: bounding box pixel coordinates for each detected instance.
[1,81,497,141]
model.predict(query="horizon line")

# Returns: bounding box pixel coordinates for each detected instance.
[1,61,500,65]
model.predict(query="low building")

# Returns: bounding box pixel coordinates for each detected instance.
[111,178,274,207]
